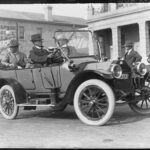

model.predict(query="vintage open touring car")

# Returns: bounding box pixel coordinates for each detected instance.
[0,29,150,126]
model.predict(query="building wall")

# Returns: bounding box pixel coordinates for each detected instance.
[88,5,150,61]
[0,18,80,60]
[17,21,77,56]
[121,24,139,54]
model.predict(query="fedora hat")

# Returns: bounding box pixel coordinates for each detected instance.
[8,39,19,47]
[124,41,133,47]
[31,34,43,42]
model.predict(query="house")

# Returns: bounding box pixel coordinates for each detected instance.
[87,3,150,63]
[0,6,87,58]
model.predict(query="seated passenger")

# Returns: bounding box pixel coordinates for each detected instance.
[27,34,51,68]
[1,39,27,69]
[57,36,77,57]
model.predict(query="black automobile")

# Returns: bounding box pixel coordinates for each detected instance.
[0,30,149,126]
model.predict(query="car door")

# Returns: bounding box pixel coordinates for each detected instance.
[40,65,61,89]
[16,68,36,90]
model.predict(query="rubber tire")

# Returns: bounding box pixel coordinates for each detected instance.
[0,85,19,119]
[129,82,150,115]
[74,79,115,126]
[129,102,150,115]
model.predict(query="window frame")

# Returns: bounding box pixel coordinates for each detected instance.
[19,26,25,40]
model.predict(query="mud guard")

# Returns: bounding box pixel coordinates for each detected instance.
[0,78,27,104]
[62,70,113,105]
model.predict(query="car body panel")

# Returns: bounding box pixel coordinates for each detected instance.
[16,69,35,90]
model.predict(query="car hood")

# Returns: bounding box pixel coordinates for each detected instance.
[77,60,113,75]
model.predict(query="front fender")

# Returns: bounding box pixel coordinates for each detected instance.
[62,70,114,105]
[77,61,113,79]
[0,78,27,104]
[93,69,113,79]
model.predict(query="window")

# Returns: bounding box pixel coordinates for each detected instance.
[116,3,124,9]
[19,26,24,39]
[101,3,109,13]
[37,27,42,35]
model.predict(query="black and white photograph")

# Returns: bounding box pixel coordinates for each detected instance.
[0,1,150,148]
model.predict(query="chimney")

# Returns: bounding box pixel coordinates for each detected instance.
[87,4,94,19]
[44,6,53,22]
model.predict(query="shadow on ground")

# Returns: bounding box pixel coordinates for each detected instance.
[17,105,78,120]
[15,104,150,126]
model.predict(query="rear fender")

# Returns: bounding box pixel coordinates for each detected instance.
[0,78,27,104]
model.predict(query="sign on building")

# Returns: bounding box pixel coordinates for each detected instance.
[0,25,17,53]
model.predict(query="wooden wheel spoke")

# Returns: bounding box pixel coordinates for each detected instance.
[145,100,149,109]
[91,107,95,118]
[95,91,103,99]
[4,105,9,114]
[86,105,93,115]
[96,102,107,107]
[2,103,7,111]
[81,104,90,110]
[8,104,13,115]
[97,96,107,102]
[82,92,90,100]
[95,105,106,114]
[95,108,102,118]
[80,99,90,104]
[87,88,94,97]
[8,103,14,110]
[140,100,144,108]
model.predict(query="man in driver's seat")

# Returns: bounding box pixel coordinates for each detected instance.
[27,34,51,68]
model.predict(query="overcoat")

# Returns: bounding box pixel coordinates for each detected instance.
[124,49,142,68]
[28,46,49,64]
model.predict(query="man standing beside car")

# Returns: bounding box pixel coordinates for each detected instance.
[124,41,142,68]
[124,41,142,89]
[1,39,27,69]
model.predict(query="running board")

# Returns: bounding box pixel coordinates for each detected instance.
[17,103,55,107]
[17,98,55,107]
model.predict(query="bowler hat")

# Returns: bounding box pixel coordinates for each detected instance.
[8,39,19,47]
[31,34,43,42]
[124,41,133,47]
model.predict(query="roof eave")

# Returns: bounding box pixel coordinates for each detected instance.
[0,17,87,27]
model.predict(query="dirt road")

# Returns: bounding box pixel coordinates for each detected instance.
[0,104,150,148]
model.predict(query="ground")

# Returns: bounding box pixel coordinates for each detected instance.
[0,104,150,148]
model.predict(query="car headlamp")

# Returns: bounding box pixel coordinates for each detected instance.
[110,64,122,78]
[134,62,147,76]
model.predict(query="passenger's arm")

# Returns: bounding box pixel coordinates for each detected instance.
[1,53,14,67]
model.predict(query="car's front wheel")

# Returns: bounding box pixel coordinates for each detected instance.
[0,85,19,119]
[129,81,150,115]
[73,79,115,126]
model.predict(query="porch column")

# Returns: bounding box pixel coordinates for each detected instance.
[111,26,121,60]
[138,20,148,63]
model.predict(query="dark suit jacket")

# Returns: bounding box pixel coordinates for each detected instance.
[28,46,49,64]
[124,49,142,68]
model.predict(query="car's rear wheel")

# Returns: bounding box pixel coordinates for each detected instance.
[0,85,19,119]
[73,79,115,126]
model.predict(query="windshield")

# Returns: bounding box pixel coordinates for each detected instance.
[54,30,99,58]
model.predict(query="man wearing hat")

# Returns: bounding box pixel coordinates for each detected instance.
[56,34,77,57]
[27,34,51,68]
[124,41,142,90]
[124,41,142,68]
[1,39,27,69]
